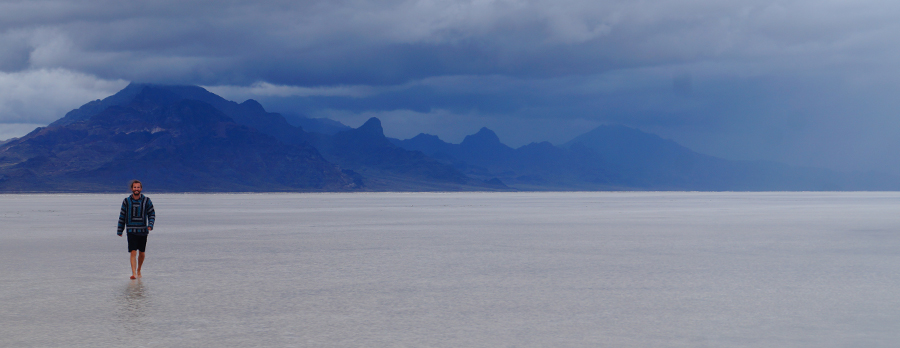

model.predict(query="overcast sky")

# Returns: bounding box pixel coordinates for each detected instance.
[2,0,899,174]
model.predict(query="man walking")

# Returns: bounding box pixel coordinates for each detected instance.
[117,180,156,279]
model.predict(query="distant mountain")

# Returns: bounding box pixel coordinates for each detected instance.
[310,117,490,190]
[8,82,889,192]
[53,83,311,147]
[49,83,147,127]
[394,124,866,190]
[124,84,490,190]
[563,125,845,190]
[280,112,352,135]
[458,128,517,168]
[4,83,496,192]
[394,128,615,189]
[0,87,355,192]
[395,127,515,168]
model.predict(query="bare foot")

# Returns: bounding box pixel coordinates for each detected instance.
[130,275,136,279]
[136,272,142,278]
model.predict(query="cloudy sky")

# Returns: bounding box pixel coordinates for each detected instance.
[2,0,899,174]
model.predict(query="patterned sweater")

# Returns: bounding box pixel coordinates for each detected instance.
[117,195,155,236]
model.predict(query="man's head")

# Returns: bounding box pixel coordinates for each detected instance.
[130,180,142,196]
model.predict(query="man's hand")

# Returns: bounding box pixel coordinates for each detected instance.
[148,227,152,231]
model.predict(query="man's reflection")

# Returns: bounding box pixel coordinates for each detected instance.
[118,280,150,332]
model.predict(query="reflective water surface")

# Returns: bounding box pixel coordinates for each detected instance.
[2,192,899,347]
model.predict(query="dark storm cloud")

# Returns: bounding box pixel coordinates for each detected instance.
[11,0,889,84]
[3,0,900,174]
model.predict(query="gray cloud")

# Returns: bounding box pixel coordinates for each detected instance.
[0,68,127,124]
[5,0,897,84]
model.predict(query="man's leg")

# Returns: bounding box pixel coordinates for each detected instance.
[137,252,145,278]
[130,250,138,279]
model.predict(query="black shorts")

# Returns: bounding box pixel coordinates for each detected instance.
[127,234,148,252]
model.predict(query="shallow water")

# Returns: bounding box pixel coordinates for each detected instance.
[2,192,900,347]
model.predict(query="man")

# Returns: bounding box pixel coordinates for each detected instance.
[117,180,156,279]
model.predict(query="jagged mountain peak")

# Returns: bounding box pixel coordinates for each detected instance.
[138,83,221,100]
[49,83,225,127]
[410,133,442,141]
[240,99,265,113]
[125,83,222,106]
[49,82,317,148]
[460,127,507,153]
[357,117,384,136]
[461,127,511,149]
[564,124,692,158]
[129,85,184,107]
[465,127,500,143]
[517,141,557,151]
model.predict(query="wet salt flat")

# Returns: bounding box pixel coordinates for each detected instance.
[2,192,900,347]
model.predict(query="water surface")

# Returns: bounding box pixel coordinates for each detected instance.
[2,192,899,347]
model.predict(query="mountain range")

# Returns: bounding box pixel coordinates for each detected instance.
[0,83,893,192]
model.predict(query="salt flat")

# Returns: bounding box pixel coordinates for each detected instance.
[2,192,900,347]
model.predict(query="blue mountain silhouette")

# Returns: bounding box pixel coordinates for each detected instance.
[3,83,892,192]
